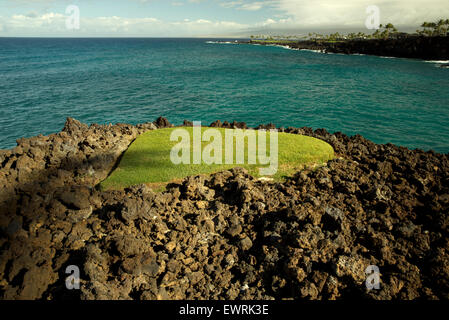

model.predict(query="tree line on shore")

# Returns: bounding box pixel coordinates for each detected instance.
[250,19,449,41]
[417,19,449,36]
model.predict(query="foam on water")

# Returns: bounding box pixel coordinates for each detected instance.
[425,60,449,64]
[300,48,325,54]
[205,41,238,45]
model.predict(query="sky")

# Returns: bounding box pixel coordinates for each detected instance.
[0,0,448,37]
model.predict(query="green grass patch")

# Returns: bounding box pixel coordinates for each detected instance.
[100,127,334,191]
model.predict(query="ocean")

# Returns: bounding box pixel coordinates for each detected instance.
[0,38,448,153]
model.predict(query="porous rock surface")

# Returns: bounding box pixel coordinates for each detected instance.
[0,117,448,300]
[248,36,449,60]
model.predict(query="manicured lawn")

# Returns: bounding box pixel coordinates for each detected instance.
[100,127,334,191]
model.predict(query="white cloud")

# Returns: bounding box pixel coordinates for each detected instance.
[240,2,265,11]
[0,12,249,37]
[272,0,449,28]
[220,1,272,11]
[5,12,67,33]
[220,1,243,9]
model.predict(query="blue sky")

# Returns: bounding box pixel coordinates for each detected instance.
[1,0,448,37]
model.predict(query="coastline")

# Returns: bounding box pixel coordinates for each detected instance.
[1,117,448,299]
[238,36,449,61]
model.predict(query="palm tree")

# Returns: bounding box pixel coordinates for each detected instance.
[419,22,432,36]
[385,23,394,30]
[444,19,449,37]
[309,32,319,41]
[383,23,398,38]
[428,22,437,35]
[436,19,444,35]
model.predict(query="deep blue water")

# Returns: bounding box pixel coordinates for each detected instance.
[1,38,449,153]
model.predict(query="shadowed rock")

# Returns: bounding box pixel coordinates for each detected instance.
[0,117,448,300]
[154,117,173,128]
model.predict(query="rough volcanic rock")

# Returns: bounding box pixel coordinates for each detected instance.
[154,117,173,128]
[210,120,223,128]
[256,123,277,130]
[250,36,449,60]
[0,117,448,300]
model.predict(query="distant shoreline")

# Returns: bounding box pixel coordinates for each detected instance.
[237,36,449,61]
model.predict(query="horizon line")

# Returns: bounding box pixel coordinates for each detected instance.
[0,36,248,39]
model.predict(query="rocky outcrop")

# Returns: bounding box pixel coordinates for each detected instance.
[0,117,448,300]
[249,36,449,60]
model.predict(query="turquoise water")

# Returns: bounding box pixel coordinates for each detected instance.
[1,38,448,153]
